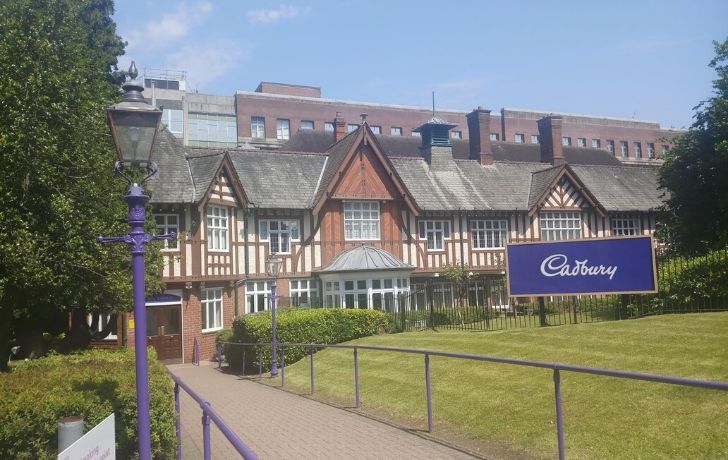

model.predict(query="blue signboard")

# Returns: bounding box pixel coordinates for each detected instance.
[506,236,657,296]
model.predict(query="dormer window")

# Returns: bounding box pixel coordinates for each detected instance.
[344,201,380,240]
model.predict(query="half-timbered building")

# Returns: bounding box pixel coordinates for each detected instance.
[110,108,663,362]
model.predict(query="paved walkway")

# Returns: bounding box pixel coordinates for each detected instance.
[168,363,478,459]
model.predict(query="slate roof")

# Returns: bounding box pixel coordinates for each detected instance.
[187,151,225,202]
[528,166,562,209]
[570,165,663,211]
[311,129,360,205]
[147,127,195,204]
[318,245,414,273]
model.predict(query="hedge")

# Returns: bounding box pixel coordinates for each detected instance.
[658,249,728,306]
[222,308,389,371]
[0,348,176,459]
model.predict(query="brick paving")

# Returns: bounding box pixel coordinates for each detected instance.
[168,362,478,459]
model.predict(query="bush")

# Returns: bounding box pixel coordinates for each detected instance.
[223,309,388,371]
[0,349,176,459]
[658,249,728,308]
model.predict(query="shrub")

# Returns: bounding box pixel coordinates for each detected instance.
[0,348,176,459]
[224,309,388,371]
[658,249,728,308]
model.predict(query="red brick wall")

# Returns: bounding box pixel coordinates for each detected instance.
[182,284,236,363]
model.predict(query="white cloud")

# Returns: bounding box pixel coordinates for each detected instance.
[165,40,254,91]
[125,2,213,51]
[247,4,300,24]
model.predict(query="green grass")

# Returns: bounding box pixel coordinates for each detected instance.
[280,313,728,459]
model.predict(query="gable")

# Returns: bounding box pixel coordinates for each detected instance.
[331,145,400,200]
[541,176,589,209]
[198,154,249,208]
[208,172,240,206]
[528,166,606,217]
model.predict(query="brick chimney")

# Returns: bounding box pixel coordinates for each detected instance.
[466,107,493,165]
[537,115,565,166]
[334,112,346,142]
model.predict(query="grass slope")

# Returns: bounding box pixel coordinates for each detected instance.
[281,313,728,459]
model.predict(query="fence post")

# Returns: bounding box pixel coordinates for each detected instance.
[217,342,222,369]
[241,348,246,377]
[425,353,433,433]
[258,348,263,379]
[202,402,212,460]
[281,347,286,387]
[428,281,435,331]
[538,297,547,327]
[553,369,566,460]
[354,347,360,408]
[310,346,315,394]
[175,383,181,460]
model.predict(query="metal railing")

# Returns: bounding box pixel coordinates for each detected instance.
[220,341,728,460]
[170,371,258,460]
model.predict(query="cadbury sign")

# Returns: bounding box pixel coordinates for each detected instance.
[506,236,657,296]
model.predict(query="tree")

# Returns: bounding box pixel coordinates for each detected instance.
[0,0,162,370]
[658,38,728,255]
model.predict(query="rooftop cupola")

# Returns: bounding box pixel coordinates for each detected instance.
[413,117,457,167]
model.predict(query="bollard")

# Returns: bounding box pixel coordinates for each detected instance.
[217,342,222,369]
[258,348,263,379]
[241,348,247,377]
[310,346,315,394]
[175,384,181,460]
[425,354,433,433]
[281,348,286,387]
[58,416,84,453]
[354,348,360,408]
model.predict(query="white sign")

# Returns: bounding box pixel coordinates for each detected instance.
[58,413,115,460]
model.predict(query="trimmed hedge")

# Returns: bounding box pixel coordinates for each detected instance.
[659,249,728,306]
[223,308,389,371]
[0,349,176,460]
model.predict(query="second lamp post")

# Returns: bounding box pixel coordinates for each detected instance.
[266,253,283,376]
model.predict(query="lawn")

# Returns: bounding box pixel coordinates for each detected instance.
[279,313,728,459]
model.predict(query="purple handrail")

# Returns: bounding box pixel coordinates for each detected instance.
[170,371,258,460]
[220,341,728,460]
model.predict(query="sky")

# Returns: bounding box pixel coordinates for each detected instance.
[113,1,728,129]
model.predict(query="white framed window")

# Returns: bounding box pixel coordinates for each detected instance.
[391,127,402,136]
[607,140,615,154]
[276,119,290,140]
[514,133,525,143]
[370,125,381,134]
[251,116,265,138]
[343,279,369,309]
[577,137,586,148]
[344,201,380,240]
[188,113,237,147]
[451,131,462,139]
[611,214,640,236]
[259,219,300,254]
[207,206,228,251]
[620,141,628,157]
[300,120,314,130]
[324,281,341,308]
[418,220,451,251]
[162,109,183,138]
[471,219,508,249]
[347,123,358,133]
[246,281,270,313]
[540,212,581,241]
[87,313,117,340]
[490,133,499,141]
[562,137,572,146]
[324,122,334,132]
[202,288,223,332]
[411,130,421,137]
[531,135,539,144]
[592,139,601,149]
[634,142,642,158]
[154,214,179,250]
[647,143,656,158]
[290,279,318,307]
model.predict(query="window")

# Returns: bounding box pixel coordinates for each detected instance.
[347,123,358,133]
[259,219,299,254]
[324,281,341,308]
[592,139,601,149]
[540,212,581,241]
[514,133,525,143]
[290,279,318,307]
[418,220,451,251]
[202,288,223,332]
[607,140,615,154]
[251,116,265,138]
[391,127,402,136]
[662,144,670,155]
[490,133,500,141]
[188,113,237,147]
[620,141,628,157]
[207,206,228,251]
[300,120,314,130]
[246,281,270,313]
[611,214,640,236]
[88,313,117,340]
[411,130,420,137]
[343,279,369,309]
[276,119,290,140]
[324,122,334,132]
[471,219,508,249]
[451,131,462,139]
[370,125,381,134]
[634,142,642,158]
[344,202,380,240]
[562,137,572,146]
[531,135,540,144]
[154,214,179,250]
[647,143,655,159]
[161,109,183,138]
[577,137,586,148]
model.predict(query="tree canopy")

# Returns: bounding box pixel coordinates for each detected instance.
[658,38,728,255]
[0,0,162,369]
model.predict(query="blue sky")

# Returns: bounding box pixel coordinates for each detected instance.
[113,1,728,129]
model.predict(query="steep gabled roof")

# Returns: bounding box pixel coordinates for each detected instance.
[570,165,663,212]
[186,151,225,203]
[528,166,563,209]
[527,164,606,217]
[147,127,195,203]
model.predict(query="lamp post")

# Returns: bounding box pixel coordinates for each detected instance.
[266,253,283,377]
[97,62,174,460]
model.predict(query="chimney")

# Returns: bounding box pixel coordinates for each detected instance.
[537,115,564,166]
[413,117,457,167]
[466,107,493,165]
[334,112,346,142]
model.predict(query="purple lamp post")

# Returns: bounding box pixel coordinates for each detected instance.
[266,253,283,377]
[98,62,174,460]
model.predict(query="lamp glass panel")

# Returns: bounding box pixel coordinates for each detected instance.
[110,111,160,163]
